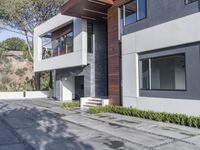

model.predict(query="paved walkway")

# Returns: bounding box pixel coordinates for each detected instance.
[0,99,200,150]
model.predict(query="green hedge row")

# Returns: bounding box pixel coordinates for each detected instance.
[88,105,200,128]
[63,101,80,108]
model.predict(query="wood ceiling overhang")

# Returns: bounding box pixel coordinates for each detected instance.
[61,0,114,20]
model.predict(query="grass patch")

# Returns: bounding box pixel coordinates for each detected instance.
[88,105,200,128]
[63,101,80,108]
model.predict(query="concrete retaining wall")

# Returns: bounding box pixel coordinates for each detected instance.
[0,91,48,100]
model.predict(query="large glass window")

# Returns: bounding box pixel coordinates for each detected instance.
[120,0,147,27]
[139,54,186,90]
[87,23,93,53]
[41,23,73,59]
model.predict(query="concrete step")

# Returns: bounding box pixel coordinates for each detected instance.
[86,101,102,105]
[83,104,98,107]
[89,99,102,102]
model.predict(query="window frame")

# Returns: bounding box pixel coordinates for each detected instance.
[185,0,198,5]
[139,53,187,91]
[87,22,94,53]
[41,22,74,59]
[121,0,147,28]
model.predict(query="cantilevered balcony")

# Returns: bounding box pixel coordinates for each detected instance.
[34,14,87,72]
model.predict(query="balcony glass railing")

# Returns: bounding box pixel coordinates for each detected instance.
[41,23,73,59]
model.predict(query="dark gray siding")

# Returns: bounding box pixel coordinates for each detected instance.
[55,21,108,98]
[124,0,199,34]
[139,42,200,100]
[93,21,108,98]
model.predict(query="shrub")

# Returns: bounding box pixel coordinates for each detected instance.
[88,105,200,128]
[23,67,28,72]
[15,68,25,76]
[63,101,80,108]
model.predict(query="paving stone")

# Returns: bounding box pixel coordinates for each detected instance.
[0,122,19,145]
[155,141,200,150]
[5,117,37,129]
[136,125,199,139]
[0,144,26,150]
[184,135,200,147]
[1,99,200,150]
[62,115,172,148]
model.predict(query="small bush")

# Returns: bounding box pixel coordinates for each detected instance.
[23,67,28,71]
[88,105,200,128]
[15,68,25,76]
[63,101,80,108]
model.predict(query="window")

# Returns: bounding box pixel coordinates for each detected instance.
[139,54,186,90]
[139,59,149,89]
[125,0,137,25]
[41,23,74,59]
[185,0,198,4]
[120,0,147,27]
[87,23,93,53]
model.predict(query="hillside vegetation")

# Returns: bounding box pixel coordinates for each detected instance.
[0,54,34,91]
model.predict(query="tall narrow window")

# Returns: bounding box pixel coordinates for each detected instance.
[87,23,93,53]
[120,0,147,27]
[125,0,137,25]
[66,31,73,53]
[139,54,186,90]
[139,59,149,89]
[138,0,146,20]
[120,7,124,34]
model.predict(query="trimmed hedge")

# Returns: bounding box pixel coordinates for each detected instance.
[88,105,200,128]
[63,101,80,108]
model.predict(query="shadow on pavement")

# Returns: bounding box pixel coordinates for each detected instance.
[2,106,94,150]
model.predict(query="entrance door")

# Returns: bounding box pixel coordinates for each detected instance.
[75,76,84,99]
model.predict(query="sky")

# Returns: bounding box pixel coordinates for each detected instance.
[0,28,26,42]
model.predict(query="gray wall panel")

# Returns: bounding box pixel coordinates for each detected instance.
[139,43,200,100]
[124,0,199,34]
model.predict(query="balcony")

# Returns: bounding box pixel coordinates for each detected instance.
[41,23,73,59]
[34,14,88,72]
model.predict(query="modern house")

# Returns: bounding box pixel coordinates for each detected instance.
[34,0,200,115]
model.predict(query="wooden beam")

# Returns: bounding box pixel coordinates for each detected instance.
[97,0,114,5]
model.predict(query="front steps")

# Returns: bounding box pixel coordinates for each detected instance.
[81,97,109,109]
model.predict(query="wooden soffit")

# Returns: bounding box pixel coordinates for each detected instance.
[61,0,113,20]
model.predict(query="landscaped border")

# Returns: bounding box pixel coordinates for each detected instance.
[88,105,200,128]
[63,101,80,108]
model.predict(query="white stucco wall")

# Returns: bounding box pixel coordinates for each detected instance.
[25,91,48,99]
[62,77,75,101]
[34,14,87,72]
[0,91,48,100]
[122,12,200,116]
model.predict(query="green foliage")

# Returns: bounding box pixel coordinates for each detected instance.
[23,67,28,71]
[63,101,80,108]
[1,37,27,51]
[48,88,53,98]
[15,68,25,76]
[0,78,35,91]
[0,0,67,32]
[0,0,67,61]
[88,105,200,128]
[40,71,52,91]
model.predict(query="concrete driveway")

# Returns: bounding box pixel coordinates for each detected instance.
[0,99,200,150]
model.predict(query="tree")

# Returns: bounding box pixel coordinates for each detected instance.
[1,37,27,51]
[0,0,67,60]
[0,0,66,90]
